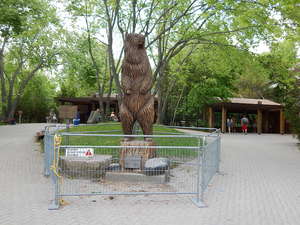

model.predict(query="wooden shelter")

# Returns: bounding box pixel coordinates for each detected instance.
[56,94,158,123]
[56,94,119,122]
[207,98,286,134]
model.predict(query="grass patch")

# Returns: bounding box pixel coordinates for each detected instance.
[58,122,202,159]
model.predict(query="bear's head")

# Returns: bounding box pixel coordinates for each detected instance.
[123,33,148,65]
[125,33,145,49]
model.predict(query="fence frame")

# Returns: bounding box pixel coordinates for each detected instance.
[44,125,221,210]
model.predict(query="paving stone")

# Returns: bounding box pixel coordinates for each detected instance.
[0,124,300,225]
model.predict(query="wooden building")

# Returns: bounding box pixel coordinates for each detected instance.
[207,98,286,134]
[56,94,119,122]
[56,94,158,123]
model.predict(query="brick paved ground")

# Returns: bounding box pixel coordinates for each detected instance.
[0,124,299,225]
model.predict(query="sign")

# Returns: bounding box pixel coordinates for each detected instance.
[124,155,142,169]
[66,148,94,158]
[58,105,78,119]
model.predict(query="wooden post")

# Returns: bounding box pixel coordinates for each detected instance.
[280,109,285,134]
[208,107,213,128]
[257,108,262,134]
[221,106,226,133]
[264,111,269,133]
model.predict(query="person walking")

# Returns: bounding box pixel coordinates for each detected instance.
[241,115,249,135]
[227,117,233,133]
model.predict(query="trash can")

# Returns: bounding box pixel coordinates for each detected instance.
[73,119,80,126]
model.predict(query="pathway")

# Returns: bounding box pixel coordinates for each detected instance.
[0,124,299,225]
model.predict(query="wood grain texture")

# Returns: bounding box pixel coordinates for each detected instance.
[120,33,154,136]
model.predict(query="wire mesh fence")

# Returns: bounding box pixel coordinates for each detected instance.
[44,124,220,209]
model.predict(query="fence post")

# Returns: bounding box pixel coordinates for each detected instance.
[48,134,60,210]
[44,132,50,176]
[216,130,221,173]
[191,135,206,208]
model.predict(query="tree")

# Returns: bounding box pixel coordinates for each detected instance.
[0,0,60,120]
[257,40,300,139]
[17,74,57,122]
[64,0,299,124]
[66,0,111,117]
[234,53,270,99]
[259,40,299,103]
[162,44,245,124]
[58,33,108,98]
[112,0,298,123]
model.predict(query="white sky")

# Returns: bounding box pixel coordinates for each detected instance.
[250,42,270,54]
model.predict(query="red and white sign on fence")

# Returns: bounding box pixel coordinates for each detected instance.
[66,148,94,158]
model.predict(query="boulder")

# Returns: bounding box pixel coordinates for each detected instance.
[59,155,112,178]
[144,158,170,176]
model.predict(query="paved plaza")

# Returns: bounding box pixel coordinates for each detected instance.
[0,124,299,225]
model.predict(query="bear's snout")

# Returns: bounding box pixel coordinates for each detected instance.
[138,41,144,49]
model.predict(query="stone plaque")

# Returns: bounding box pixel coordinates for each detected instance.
[124,155,142,169]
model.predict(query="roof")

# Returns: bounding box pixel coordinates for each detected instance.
[56,93,158,105]
[228,98,281,106]
[56,94,119,104]
[210,98,282,112]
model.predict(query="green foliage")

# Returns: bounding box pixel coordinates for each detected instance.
[258,40,298,103]
[2,0,299,126]
[231,39,300,139]
[17,74,57,122]
[57,33,109,97]
[0,0,60,119]
[285,87,300,140]
[258,40,300,139]
[0,0,47,36]
[234,53,270,98]
[164,44,241,123]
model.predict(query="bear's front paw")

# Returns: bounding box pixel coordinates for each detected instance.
[126,90,132,94]
[140,87,148,94]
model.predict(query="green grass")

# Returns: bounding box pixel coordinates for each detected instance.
[58,122,202,159]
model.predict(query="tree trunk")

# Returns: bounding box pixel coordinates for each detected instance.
[84,11,106,120]
[103,0,122,98]
[0,48,7,118]
[106,65,114,115]
[7,97,19,120]
[172,87,185,125]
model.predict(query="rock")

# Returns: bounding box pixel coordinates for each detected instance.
[59,155,112,178]
[144,158,170,176]
[106,163,121,171]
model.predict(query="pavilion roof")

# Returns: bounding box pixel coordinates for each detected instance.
[56,94,119,104]
[228,98,281,106]
[210,97,282,112]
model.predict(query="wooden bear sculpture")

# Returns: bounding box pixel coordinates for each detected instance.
[120,33,154,138]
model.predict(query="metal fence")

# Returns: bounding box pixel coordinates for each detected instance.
[44,125,221,209]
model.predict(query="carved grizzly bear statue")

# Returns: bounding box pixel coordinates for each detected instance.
[119,33,154,137]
